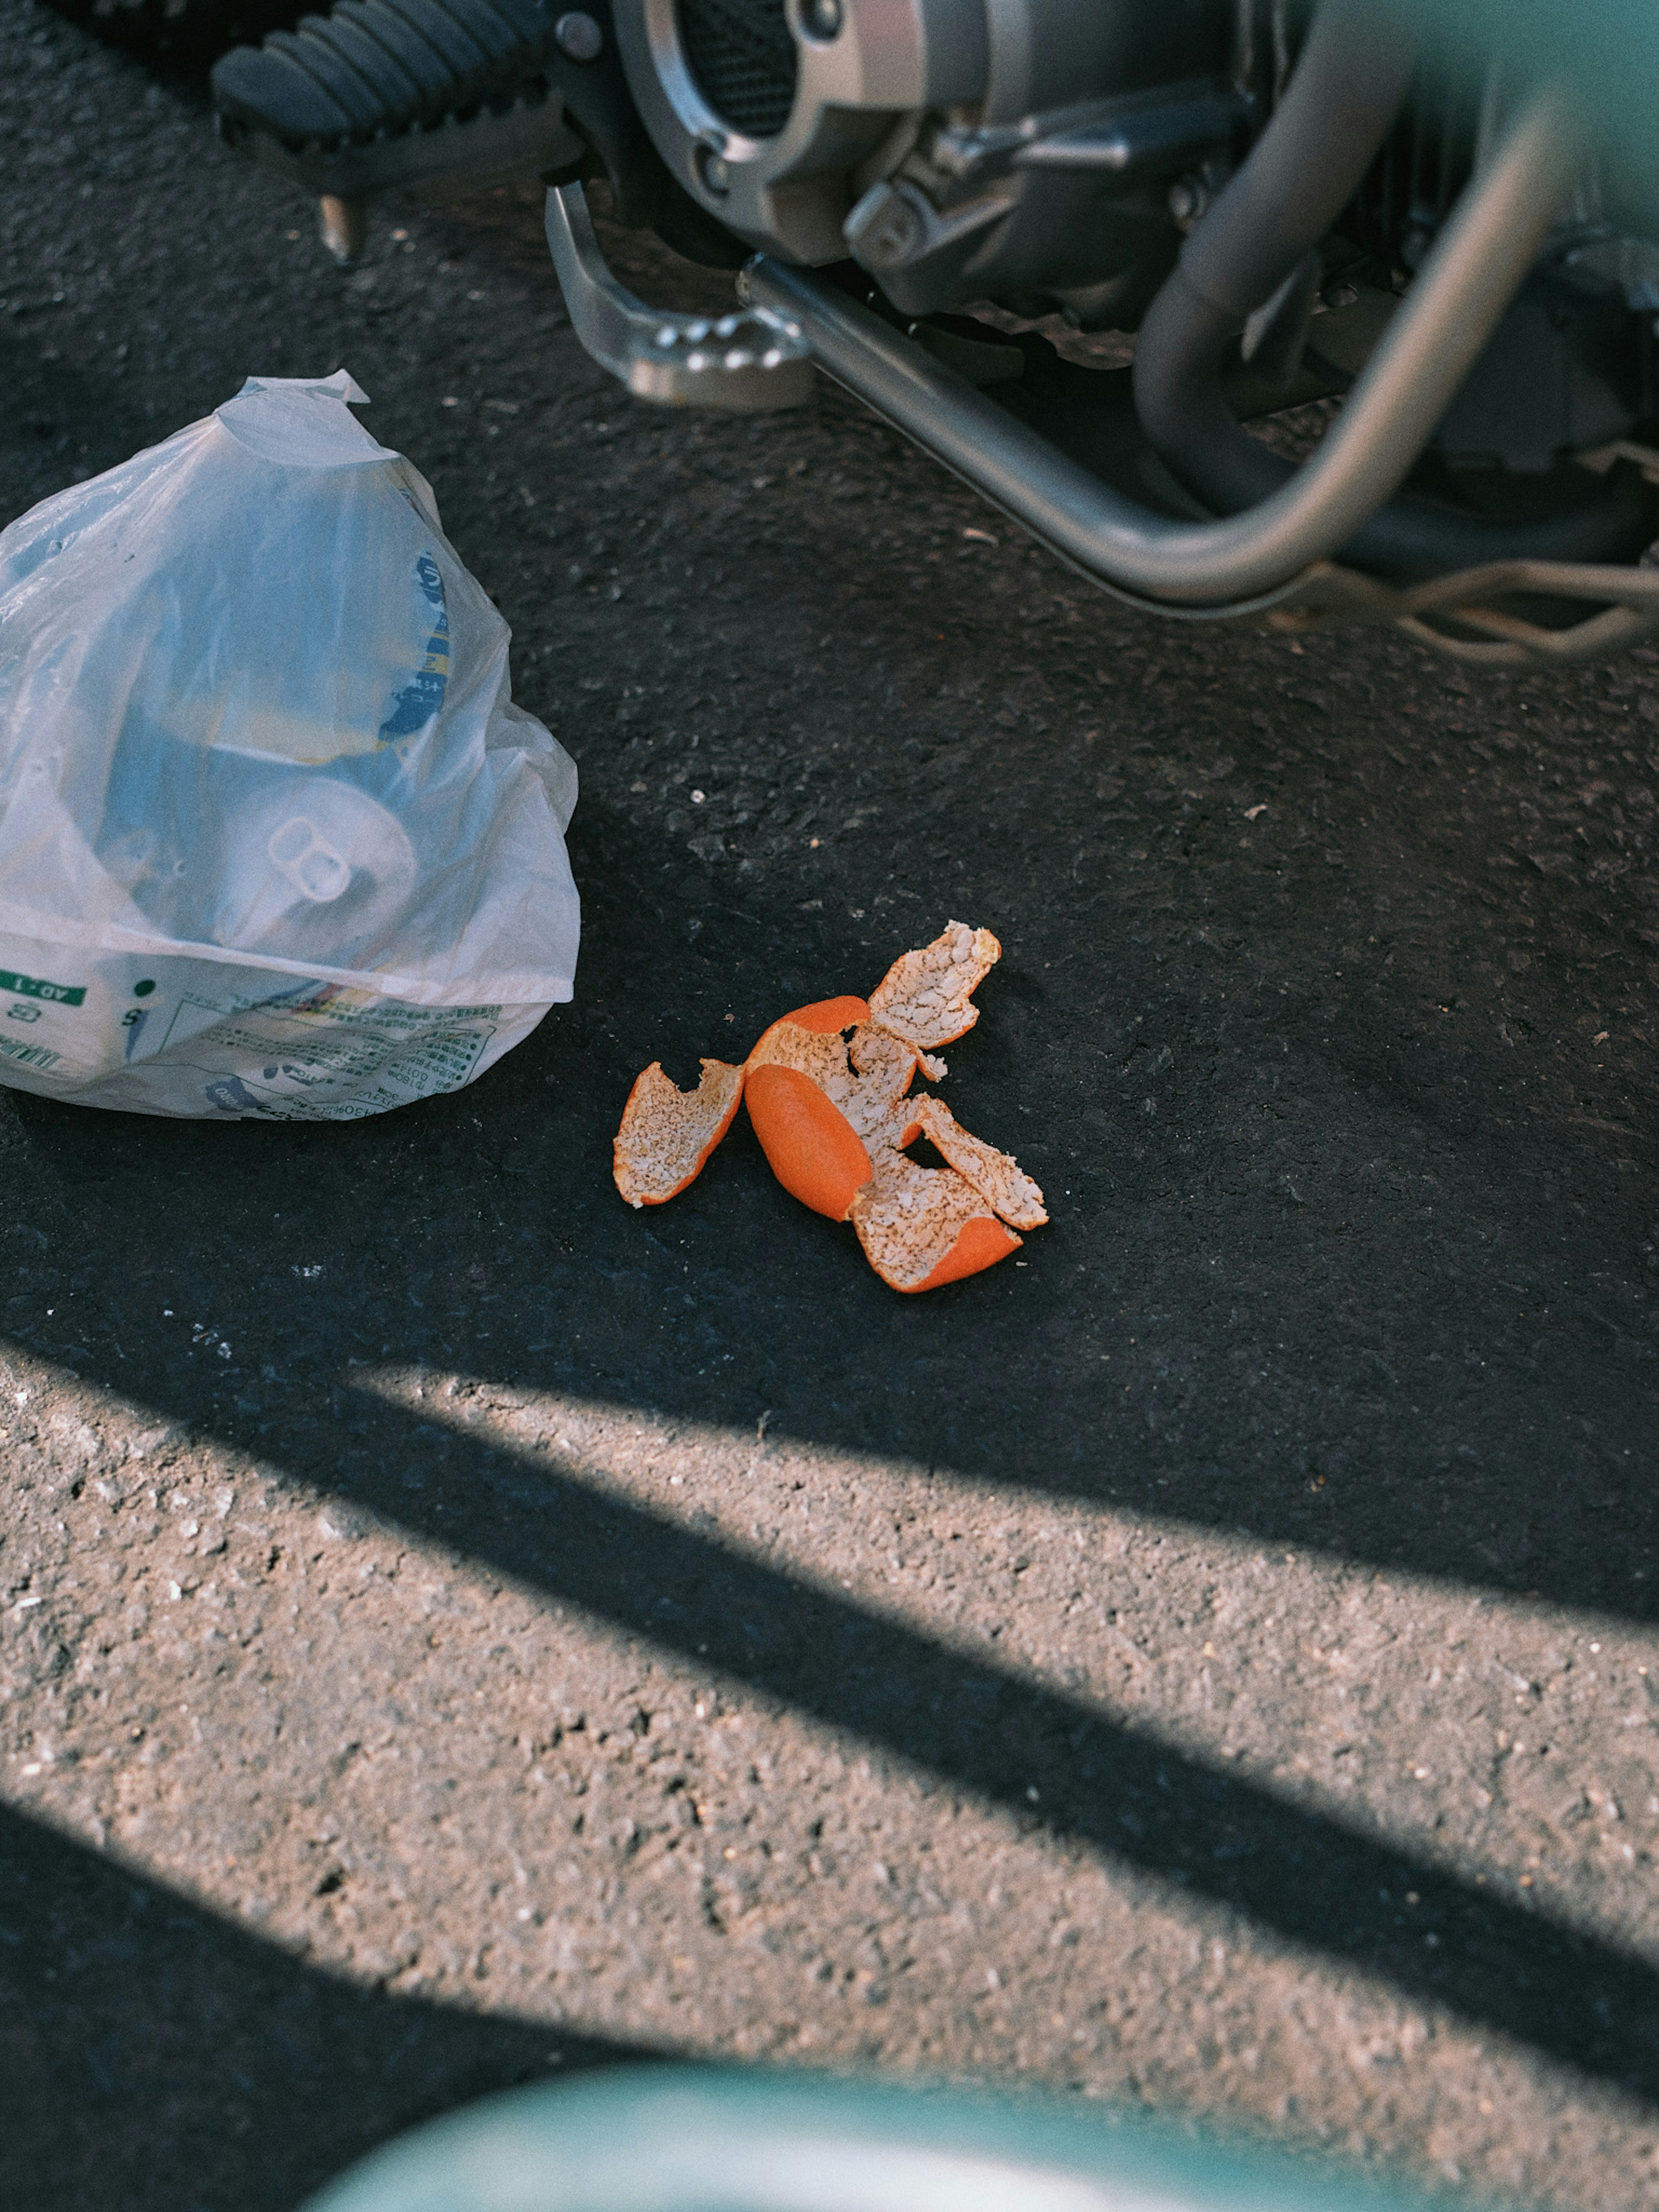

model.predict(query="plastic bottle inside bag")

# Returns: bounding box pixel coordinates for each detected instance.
[0,371,580,1116]
[111,429,452,768]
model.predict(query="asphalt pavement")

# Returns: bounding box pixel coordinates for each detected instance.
[2,5,1659,2207]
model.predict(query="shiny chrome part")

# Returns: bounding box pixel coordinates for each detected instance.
[613,0,989,259]
[841,79,1245,306]
[613,0,1233,302]
[926,86,1247,182]
[553,9,604,60]
[1261,544,1659,669]
[318,195,368,267]
[544,184,813,411]
[743,90,1584,606]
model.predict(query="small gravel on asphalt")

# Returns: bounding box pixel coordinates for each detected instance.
[1,5,1658,2209]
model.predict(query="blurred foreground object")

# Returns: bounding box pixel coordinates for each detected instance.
[302,2063,1494,2212]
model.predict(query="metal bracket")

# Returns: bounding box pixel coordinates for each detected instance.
[1266,442,1659,664]
[544,184,814,413]
[1262,547,1659,667]
[927,83,1248,185]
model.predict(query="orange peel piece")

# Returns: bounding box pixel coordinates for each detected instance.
[850,1155,1021,1293]
[746,998,872,1083]
[746,1013,860,1101]
[908,1095,1047,1230]
[613,1058,744,1208]
[868,920,1002,1058]
[745,1063,874,1220]
[611,919,1043,1293]
[765,995,872,1035]
[747,1006,918,1153]
[844,1022,920,1154]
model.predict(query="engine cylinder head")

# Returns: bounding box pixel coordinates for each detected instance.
[613,0,1231,275]
[613,0,988,260]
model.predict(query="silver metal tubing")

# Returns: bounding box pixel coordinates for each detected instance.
[743,89,1582,608]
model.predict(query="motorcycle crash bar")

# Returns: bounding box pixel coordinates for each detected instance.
[740,88,1581,614]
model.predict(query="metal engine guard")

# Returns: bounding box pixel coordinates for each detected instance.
[741,248,1659,672]
[546,122,1659,669]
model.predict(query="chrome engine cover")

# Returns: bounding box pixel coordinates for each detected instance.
[612,0,1231,269]
[613,0,986,261]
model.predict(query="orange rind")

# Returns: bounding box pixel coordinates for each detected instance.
[613,1057,744,1208]
[850,1154,1022,1293]
[747,1007,865,1105]
[747,1003,919,1157]
[908,1095,1048,1231]
[868,921,1002,1062]
[745,1062,874,1220]
[759,995,872,1036]
[612,919,1045,1291]
[845,1022,922,1153]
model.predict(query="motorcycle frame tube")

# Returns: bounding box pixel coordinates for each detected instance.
[744,86,1582,609]
[1179,0,1422,324]
[1133,0,1653,578]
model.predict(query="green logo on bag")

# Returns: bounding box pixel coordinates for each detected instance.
[0,969,86,1007]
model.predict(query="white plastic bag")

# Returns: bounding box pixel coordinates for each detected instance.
[0,371,579,1119]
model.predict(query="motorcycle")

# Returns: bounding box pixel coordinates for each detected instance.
[191,0,1659,670]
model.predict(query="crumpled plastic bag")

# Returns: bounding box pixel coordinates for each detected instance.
[0,370,579,1119]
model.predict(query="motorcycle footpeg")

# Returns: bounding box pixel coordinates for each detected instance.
[210,0,582,207]
[544,183,813,413]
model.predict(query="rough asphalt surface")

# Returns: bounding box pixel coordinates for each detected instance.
[3,6,1659,2207]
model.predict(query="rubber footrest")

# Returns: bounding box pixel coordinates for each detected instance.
[212,0,556,149]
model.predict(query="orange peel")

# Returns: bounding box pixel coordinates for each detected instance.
[761,995,871,1036]
[612,918,1045,1293]
[868,920,1002,1064]
[907,1095,1047,1231]
[745,1062,873,1220]
[850,1154,1022,1293]
[613,1057,744,1208]
[747,1004,918,1159]
[747,1008,863,1102]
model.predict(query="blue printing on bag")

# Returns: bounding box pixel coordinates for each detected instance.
[378,553,449,741]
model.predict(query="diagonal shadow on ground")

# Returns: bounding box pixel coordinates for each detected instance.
[0,1798,647,2212]
[28,1362,1652,2115]
[310,1387,1659,2107]
[3,832,1656,2126]
[4,17,1658,2193]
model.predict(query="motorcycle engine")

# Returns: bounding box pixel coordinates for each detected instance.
[612,0,1239,320]
[613,0,1659,470]
[201,0,1659,648]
